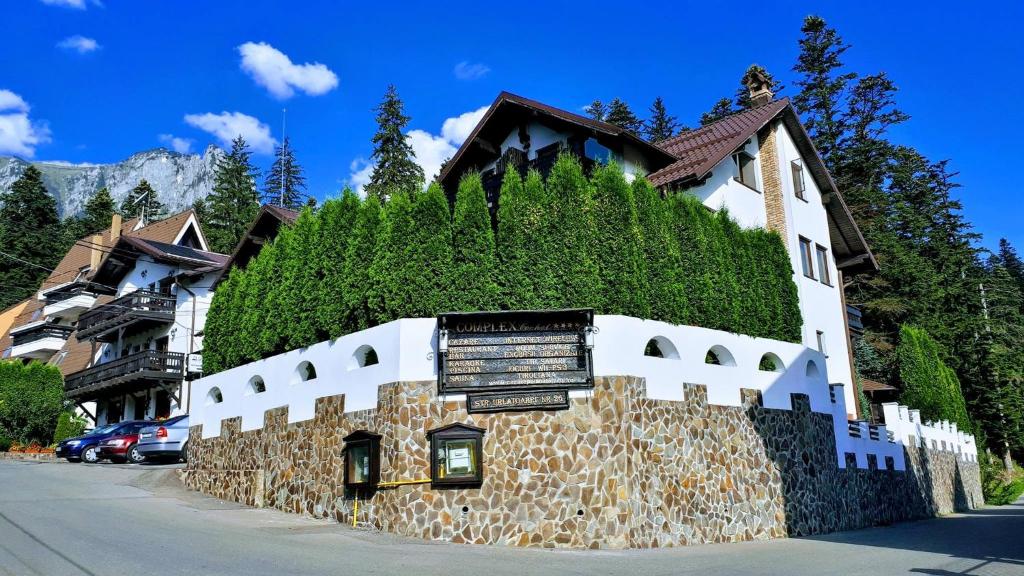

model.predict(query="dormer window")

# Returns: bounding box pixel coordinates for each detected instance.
[791,160,806,200]
[733,151,758,190]
[584,138,616,165]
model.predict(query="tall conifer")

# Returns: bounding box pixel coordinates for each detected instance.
[591,163,648,317]
[450,174,499,312]
[0,166,64,309]
[263,137,308,209]
[543,154,599,309]
[342,195,382,331]
[206,136,261,253]
[364,85,424,202]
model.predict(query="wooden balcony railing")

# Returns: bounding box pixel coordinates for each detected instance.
[76,290,175,341]
[11,323,75,347]
[65,350,185,396]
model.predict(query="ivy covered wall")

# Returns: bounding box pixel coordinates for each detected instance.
[203,154,803,374]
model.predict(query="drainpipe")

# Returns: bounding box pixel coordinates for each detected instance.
[175,275,198,415]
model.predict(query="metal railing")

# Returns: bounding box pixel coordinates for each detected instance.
[76,290,175,338]
[11,323,74,346]
[43,283,95,305]
[65,350,185,393]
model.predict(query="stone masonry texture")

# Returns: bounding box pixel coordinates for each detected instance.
[758,122,788,241]
[182,376,983,549]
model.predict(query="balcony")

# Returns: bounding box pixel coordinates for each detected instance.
[65,350,185,400]
[9,322,74,360]
[76,290,176,342]
[41,282,98,321]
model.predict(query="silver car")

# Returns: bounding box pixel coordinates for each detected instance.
[137,415,189,463]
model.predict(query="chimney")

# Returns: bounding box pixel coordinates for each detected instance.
[111,213,122,244]
[89,234,103,271]
[742,65,774,107]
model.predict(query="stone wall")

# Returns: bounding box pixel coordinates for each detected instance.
[182,376,982,549]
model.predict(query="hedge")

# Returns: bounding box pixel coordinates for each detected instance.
[0,360,64,445]
[203,155,804,373]
[896,324,971,430]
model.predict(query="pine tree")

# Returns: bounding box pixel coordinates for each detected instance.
[734,64,784,109]
[700,98,737,126]
[0,166,65,309]
[119,179,167,223]
[450,174,499,312]
[496,169,553,310]
[543,153,600,309]
[316,190,360,338]
[342,195,382,331]
[205,136,261,253]
[584,100,607,122]
[591,163,648,317]
[76,187,116,236]
[644,97,681,142]
[998,238,1024,294]
[263,137,308,209]
[364,85,424,202]
[604,98,644,133]
[792,15,857,170]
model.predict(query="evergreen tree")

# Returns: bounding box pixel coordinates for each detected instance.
[254,228,288,358]
[0,166,65,309]
[202,268,239,374]
[342,195,382,332]
[316,190,361,338]
[75,187,116,237]
[734,64,784,109]
[119,179,167,223]
[998,238,1024,294]
[278,209,321,350]
[591,163,648,317]
[206,136,261,253]
[633,177,686,323]
[450,174,499,312]
[604,98,644,133]
[543,153,600,309]
[496,169,553,310]
[584,100,607,122]
[644,97,681,142]
[700,98,737,126]
[364,85,424,202]
[262,137,308,209]
[896,325,971,430]
[792,15,857,170]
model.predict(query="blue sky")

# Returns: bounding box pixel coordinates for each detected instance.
[2,1,1021,252]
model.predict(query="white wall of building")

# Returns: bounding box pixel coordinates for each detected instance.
[188,316,977,472]
[685,136,768,230]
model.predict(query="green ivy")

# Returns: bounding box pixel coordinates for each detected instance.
[896,325,971,430]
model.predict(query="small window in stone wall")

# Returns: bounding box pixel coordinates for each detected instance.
[428,423,485,487]
[344,430,381,489]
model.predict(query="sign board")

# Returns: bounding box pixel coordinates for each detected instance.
[467,389,570,413]
[437,309,594,395]
[187,353,203,374]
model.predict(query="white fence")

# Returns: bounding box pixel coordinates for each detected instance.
[882,403,978,462]
[191,315,978,470]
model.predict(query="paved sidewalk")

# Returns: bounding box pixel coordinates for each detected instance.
[1,460,1021,576]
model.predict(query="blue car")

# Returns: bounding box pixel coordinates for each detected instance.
[55,420,153,463]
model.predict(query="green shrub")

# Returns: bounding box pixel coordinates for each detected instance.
[981,452,1024,506]
[896,325,971,430]
[450,173,499,312]
[0,436,11,452]
[53,410,87,443]
[0,361,64,445]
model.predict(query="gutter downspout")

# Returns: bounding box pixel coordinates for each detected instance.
[175,274,198,415]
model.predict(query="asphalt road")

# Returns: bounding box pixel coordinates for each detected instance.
[0,460,1021,576]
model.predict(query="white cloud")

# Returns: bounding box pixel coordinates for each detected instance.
[453,61,490,81]
[0,89,51,158]
[183,111,276,154]
[40,0,86,8]
[238,41,338,99]
[158,134,193,154]
[57,35,100,54]
[348,105,488,195]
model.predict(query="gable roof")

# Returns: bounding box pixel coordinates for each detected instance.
[437,91,676,190]
[212,204,299,286]
[648,99,790,187]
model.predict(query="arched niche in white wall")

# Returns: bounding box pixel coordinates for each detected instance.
[291,361,318,384]
[806,359,821,379]
[206,387,223,406]
[347,344,380,371]
[758,353,785,372]
[643,336,680,360]
[704,345,737,367]
[246,375,266,395]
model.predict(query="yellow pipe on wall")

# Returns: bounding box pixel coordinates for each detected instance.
[376,478,431,488]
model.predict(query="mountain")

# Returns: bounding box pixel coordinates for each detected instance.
[0,146,223,218]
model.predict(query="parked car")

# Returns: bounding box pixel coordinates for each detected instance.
[137,415,189,463]
[55,420,153,463]
[97,422,152,464]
